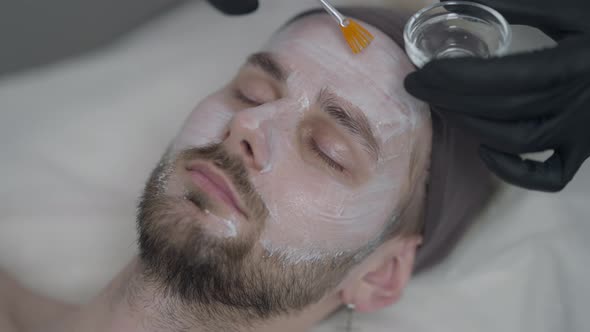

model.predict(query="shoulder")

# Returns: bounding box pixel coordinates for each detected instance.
[0,271,20,332]
[0,270,76,332]
[0,269,20,311]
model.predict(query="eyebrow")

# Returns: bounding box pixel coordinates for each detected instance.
[318,88,380,162]
[246,52,289,83]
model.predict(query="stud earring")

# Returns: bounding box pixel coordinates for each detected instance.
[345,303,356,331]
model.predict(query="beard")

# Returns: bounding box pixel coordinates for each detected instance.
[136,143,362,325]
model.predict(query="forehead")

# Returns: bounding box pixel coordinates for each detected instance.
[265,14,422,145]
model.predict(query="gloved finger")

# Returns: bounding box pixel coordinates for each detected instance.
[405,37,590,95]
[479,145,567,192]
[405,77,578,120]
[443,112,555,154]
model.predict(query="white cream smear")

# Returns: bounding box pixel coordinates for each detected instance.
[203,209,238,238]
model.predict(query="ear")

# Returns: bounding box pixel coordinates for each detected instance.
[342,235,422,313]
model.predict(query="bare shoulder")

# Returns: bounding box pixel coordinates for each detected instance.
[0,270,21,332]
[0,270,77,332]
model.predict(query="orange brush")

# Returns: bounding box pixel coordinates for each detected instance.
[318,0,374,54]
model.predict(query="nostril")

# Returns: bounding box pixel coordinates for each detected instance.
[241,140,253,157]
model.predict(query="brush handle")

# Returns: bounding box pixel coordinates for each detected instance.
[317,0,347,26]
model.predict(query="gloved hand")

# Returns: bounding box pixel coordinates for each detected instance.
[207,0,258,15]
[404,0,590,192]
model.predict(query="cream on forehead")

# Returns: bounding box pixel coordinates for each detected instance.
[266,14,429,147]
[267,14,414,90]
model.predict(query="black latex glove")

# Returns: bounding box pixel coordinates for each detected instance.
[404,0,590,192]
[207,0,258,15]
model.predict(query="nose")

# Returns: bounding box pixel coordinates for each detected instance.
[223,109,271,171]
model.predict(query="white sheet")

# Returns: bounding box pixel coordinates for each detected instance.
[1,1,588,331]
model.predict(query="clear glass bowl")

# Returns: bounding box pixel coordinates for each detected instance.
[404,1,512,68]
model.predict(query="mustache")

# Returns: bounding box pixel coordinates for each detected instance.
[179,143,269,222]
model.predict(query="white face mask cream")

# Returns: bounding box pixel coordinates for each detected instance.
[170,14,431,262]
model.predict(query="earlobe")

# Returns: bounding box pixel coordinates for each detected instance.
[344,236,420,313]
[357,257,402,312]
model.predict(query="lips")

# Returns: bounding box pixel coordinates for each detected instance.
[186,163,247,218]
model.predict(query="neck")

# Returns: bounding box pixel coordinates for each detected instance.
[47,257,337,332]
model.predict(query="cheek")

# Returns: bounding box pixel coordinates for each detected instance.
[256,165,357,254]
[256,151,397,253]
[172,94,233,152]
[337,178,401,232]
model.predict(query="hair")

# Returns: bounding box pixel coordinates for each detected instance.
[289,7,498,272]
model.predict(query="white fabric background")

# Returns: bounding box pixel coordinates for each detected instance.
[1,0,588,331]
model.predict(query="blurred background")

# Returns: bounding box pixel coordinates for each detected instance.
[0,1,588,331]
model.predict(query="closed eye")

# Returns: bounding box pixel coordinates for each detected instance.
[308,138,345,173]
[233,88,260,107]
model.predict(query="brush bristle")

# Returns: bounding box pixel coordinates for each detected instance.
[340,19,374,54]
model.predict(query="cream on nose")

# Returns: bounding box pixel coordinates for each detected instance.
[223,109,272,171]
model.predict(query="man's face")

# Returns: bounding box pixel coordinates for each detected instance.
[137,14,430,319]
